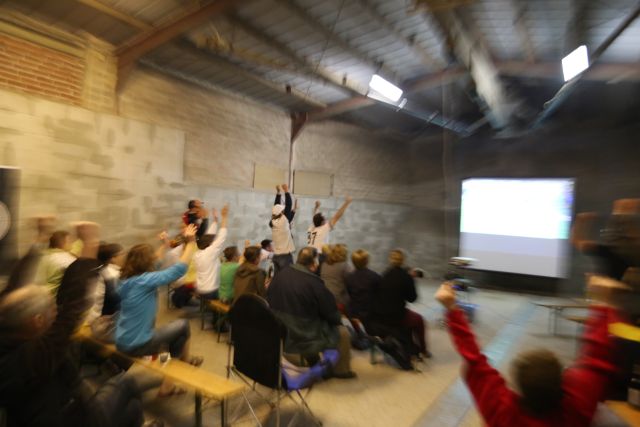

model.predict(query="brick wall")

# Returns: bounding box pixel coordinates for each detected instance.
[0,33,85,106]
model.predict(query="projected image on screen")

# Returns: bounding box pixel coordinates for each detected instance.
[459,178,574,278]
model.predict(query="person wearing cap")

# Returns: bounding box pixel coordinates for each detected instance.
[270,184,296,274]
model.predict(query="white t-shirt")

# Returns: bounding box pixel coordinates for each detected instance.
[259,248,274,276]
[307,223,332,251]
[193,227,228,294]
[271,216,295,255]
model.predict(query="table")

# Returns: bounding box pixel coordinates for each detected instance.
[531,301,590,335]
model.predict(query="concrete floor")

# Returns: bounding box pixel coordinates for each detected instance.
[130,280,608,427]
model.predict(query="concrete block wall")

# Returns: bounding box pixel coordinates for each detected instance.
[0,25,421,274]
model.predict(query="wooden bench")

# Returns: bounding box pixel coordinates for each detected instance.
[74,326,244,427]
[531,300,590,335]
[606,400,640,426]
[200,299,231,342]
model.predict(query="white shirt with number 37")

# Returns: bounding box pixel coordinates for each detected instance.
[307,223,333,251]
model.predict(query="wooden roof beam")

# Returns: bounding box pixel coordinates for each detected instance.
[427,8,521,129]
[116,0,243,72]
[226,12,364,95]
[75,0,152,31]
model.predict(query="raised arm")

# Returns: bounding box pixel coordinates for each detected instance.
[313,200,321,217]
[282,183,294,222]
[203,204,229,258]
[329,196,353,228]
[274,185,282,206]
[154,230,172,261]
[436,283,515,426]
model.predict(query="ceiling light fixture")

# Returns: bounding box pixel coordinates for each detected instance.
[562,45,589,82]
[368,74,403,102]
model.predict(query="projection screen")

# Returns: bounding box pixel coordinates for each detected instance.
[459,178,575,278]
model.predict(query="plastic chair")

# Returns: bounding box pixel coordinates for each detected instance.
[227,294,338,426]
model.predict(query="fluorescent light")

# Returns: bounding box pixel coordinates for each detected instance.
[562,45,589,82]
[368,74,403,102]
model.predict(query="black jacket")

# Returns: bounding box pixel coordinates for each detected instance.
[370,266,417,324]
[0,257,101,427]
[266,264,340,355]
[344,268,381,321]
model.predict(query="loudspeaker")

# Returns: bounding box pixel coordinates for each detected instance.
[0,167,20,276]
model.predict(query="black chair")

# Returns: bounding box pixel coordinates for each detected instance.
[227,294,338,426]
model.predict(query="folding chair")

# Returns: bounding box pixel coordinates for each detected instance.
[227,294,338,426]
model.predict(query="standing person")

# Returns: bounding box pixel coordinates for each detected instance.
[116,224,202,397]
[267,247,355,379]
[307,197,353,252]
[344,249,381,322]
[434,276,627,427]
[218,246,241,304]
[35,230,76,295]
[369,249,431,360]
[0,223,157,427]
[233,246,268,304]
[182,199,210,239]
[193,205,229,300]
[270,184,295,274]
[320,244,352,310]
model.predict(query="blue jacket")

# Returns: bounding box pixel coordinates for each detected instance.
[116,262,187,352]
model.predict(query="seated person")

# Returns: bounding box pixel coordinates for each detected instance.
[267,247,355,379]
[320,244,352,310]
[259,239,274,277]
[193,205,229,300]
[35,230,76,295]
[218,246,241,304]
[0,223,157,427]
[116,224,202,397]
[86,243,125,342]
[344,249,381,322]
[434,275,627,427]
[368,249,430,360]
[233,246,267,304]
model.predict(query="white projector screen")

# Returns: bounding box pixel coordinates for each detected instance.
[459,178,575,278]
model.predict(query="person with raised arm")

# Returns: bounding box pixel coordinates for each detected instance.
[307,196,353,252]
[435,275,627,427]
[270,184,296,274]
[116,224,202,397]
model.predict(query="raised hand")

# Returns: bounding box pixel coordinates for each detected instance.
[183,224,198,241]
[221,204,230,218]
[345,196,353,203]
[276,185,281,193]
[158,230,169,242]
[282,183,289,193]
[315,200,321,209]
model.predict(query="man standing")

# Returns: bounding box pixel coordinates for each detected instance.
[270,184,295,274]
[307,197,352,252]
[183,199,209,239]
[35,230,76,295]
[267,247,355,379]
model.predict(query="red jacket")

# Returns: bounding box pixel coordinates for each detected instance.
[446,305,621,427]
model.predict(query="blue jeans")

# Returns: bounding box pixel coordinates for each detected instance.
[125,319,190,358]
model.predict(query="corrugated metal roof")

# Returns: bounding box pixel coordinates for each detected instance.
[1,0,639,131]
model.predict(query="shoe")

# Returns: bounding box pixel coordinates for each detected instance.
[331,371,357,379]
